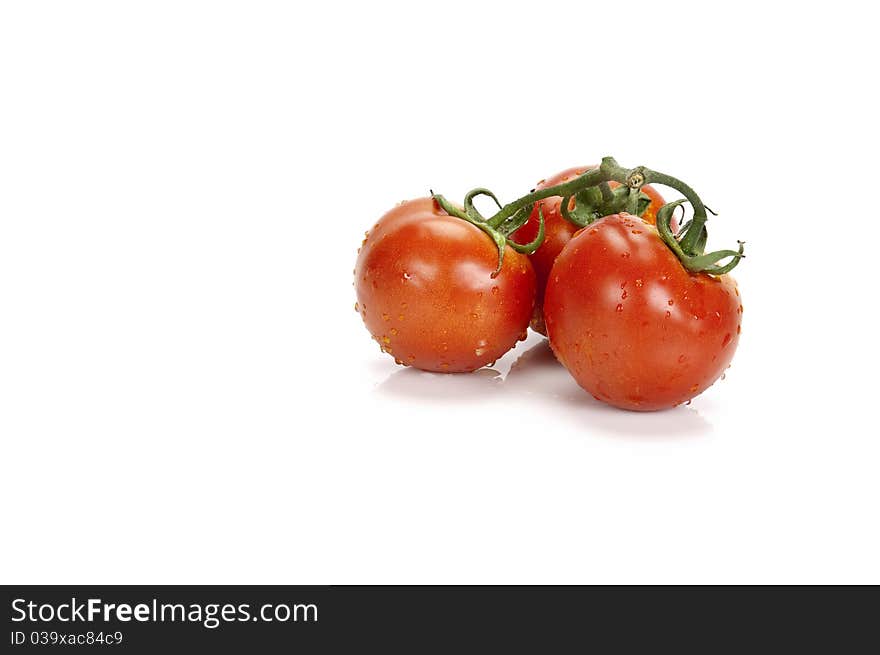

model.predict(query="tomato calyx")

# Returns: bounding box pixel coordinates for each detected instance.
[559,182,655,227]
[656,200,744,275]
[431,189,546,278]
[598,157,745,275]
[494,156,746,275]
[432,155,744,277]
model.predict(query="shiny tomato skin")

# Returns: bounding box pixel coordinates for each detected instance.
[511,167,665,335]
[355,198,535,373]
[544,213,742,411]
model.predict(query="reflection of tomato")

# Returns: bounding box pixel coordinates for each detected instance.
[355,198,535,373]
[544,213,741,411]
[511,167,665,335]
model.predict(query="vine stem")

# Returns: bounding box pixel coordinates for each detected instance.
[638,171,707,254]
[485,157,709,245]
[479,155,744,275]
[486,167,608,229]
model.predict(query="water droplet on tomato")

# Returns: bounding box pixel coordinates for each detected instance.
[402,272,411,281]
[475,347,487,357]
[621,290,628,300]
[668,299,674,306]
[616,304,623,312]
[390,328,398,336]
[678,355,686,363]
[690,384,699,392]
[354,302,359,312]
[635,279,643,287]
[722,333,732,347]
[665,311,671,318]
[382,313,390,321]
[491,286,499,295]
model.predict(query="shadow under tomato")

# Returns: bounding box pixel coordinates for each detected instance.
[376,366,502,403]
[375,335,712,438]
[503,340,712,438]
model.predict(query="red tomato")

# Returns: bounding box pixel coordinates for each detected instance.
[511,167,665,335]
[544,213,742,411]
[355,198,535,373]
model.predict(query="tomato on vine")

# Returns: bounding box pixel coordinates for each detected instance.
[354,197,540,373]
[358,156,745,410]
[544,211,742,410]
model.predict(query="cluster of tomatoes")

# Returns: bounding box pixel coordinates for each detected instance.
[355,158,744,411]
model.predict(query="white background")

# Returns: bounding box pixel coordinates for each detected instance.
[1,1,878,584]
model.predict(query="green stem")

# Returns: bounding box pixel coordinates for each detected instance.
[641,171,707,254]
[486,167,608,228]
[626,187,640,214]
[656,200,744,274]
[483,155,743,275]
[599,157,709,255]
[432,156,743,278]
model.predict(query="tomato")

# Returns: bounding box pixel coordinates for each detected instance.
[355,197,536,373]
[544,213,742,411]
[511,167,665,334]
